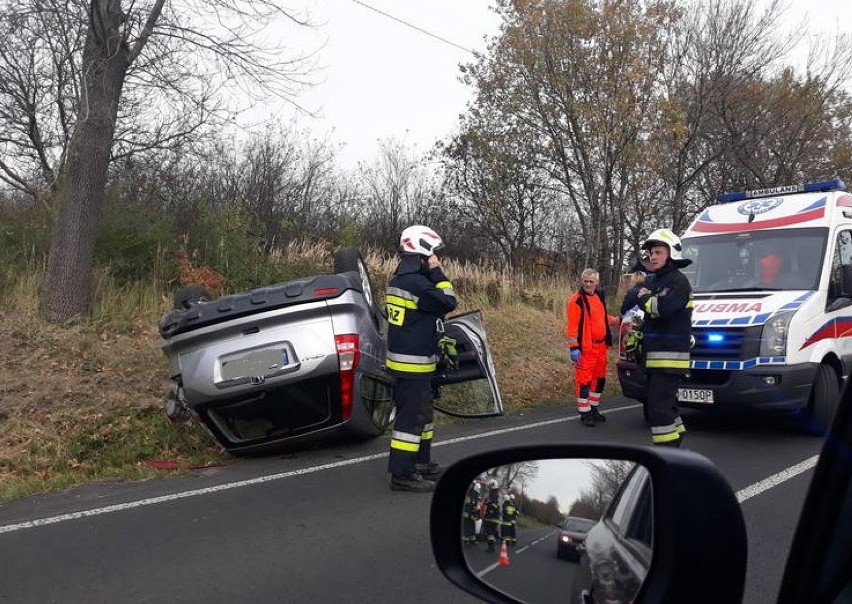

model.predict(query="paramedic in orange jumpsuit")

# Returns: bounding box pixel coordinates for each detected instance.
[759,249,786,286]
[566,268,616,427]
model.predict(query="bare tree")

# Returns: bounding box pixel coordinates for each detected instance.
[0,1,87,204]
[454,0,680,290]
[0,0,317,322]
[357,138,441,251]
[638,0,795,235]
[569,459,636,519]
[439,109,560,268]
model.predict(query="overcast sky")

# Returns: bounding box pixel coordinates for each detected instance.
[248,0,852,172]
[246,0,500,170]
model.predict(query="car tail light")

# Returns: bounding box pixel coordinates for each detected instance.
[314,287,340,296]
[335,334,360,421]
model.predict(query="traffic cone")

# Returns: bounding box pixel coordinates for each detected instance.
[497,540,510,566]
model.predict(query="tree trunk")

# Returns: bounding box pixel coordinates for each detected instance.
[39,2,129,323]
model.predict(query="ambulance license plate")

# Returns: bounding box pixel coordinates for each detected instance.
[677,388,714,404]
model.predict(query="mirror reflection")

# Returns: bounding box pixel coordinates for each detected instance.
[461,458,653,604]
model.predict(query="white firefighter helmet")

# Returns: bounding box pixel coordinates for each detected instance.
[399,225,444,257]
[488,479,498,489]
[642,228,684,261]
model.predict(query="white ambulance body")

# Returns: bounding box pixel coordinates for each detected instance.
[617,179,852,429]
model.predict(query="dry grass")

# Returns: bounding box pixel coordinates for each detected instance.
[0,247,625,502]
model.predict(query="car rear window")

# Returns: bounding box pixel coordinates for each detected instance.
[563,518,596,533]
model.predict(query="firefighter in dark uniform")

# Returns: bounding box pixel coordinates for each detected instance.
[483,481,502,552]
[463,482,481,545]
[501,493,519,546]
[386,225,458,491]
[637,228,694,447]
[621,249,653,315]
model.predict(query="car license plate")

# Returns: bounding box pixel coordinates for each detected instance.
[677,388,714,404]
[221,348,290,381]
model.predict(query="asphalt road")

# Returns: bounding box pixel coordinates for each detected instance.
[0,397,823,603]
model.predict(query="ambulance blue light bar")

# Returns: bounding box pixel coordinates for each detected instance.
[716,178,846,203]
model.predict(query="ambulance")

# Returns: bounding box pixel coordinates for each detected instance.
[617,178,852,431]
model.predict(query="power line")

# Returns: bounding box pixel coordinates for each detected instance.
[346,0,478,55]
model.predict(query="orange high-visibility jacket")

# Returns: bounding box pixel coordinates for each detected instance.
[565,289,613,350]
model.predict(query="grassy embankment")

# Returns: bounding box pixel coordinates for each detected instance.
[0,245,623,503]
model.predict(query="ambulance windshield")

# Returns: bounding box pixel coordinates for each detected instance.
[680,228,826,293]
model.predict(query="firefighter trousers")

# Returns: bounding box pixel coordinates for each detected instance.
[647,371,686,445]
[387,375,434,477]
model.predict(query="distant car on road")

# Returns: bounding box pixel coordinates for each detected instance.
[557,516,597,562]
[158,248,503,454]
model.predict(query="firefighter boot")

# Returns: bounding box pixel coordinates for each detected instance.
[654,437,682,448]
[591,407,607,422]
[580,412,596,427]
[415,461,444,478]
[390,472,436,492]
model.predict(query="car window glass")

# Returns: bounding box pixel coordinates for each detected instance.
[609,466,648,532]
[432,311,503,418]
[837,231,852,265]
[682,228,826,293]
[830,230,852,299]
[562,517,596,532]
[625,476,653,547]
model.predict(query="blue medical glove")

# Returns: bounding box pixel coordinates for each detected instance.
[570,349,581,363]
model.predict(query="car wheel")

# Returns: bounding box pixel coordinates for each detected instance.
[173,285,213,310]
[333,248,375,308]
[800,364,840,435]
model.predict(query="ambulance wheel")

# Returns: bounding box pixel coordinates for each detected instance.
[802,364,839,436]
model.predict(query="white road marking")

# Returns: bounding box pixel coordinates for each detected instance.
[1,407,644,535]
[735,455,819,503]
[0,405,815,534]
[0,453,390,534]
[475,530,557,577]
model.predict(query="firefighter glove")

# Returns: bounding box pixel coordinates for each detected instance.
[570,349,581,363]
[438,336,459,370]
[625,329,644,363]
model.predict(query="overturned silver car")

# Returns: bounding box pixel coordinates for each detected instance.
[158,248,503,454]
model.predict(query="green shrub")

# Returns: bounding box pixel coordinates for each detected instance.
[0,206,51,289]
[94,197,177,285]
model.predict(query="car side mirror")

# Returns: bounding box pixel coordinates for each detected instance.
[430,445,747,604]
